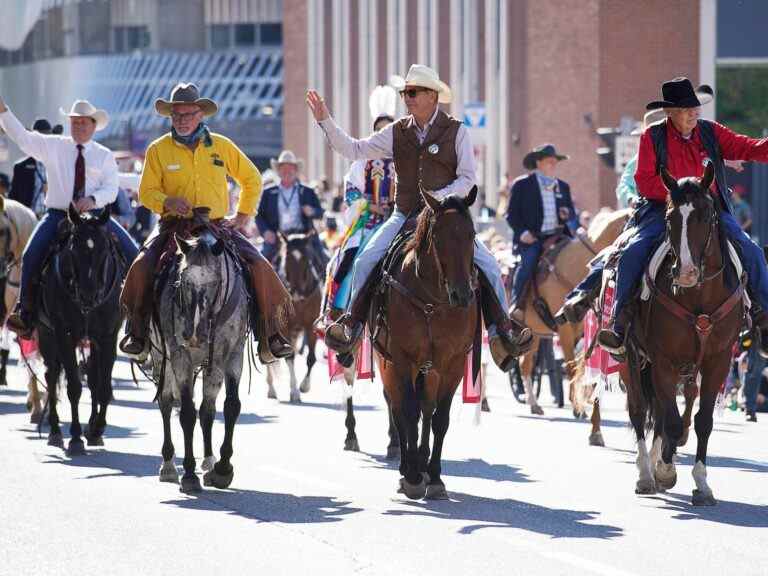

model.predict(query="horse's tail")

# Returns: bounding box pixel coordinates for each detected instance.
[566,351,592,417]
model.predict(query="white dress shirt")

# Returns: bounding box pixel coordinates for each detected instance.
[319,108,476,200]
[0,108,118,210]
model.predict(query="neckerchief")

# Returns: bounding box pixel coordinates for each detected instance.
[172,122,209,146]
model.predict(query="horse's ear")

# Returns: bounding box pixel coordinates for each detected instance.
[700,159,715,192]
[68,203,82,226]
[95,205,110,226]
[660,167,679,194]
[175,233,192,256]
[464,186,478,208]
[421,189,441,212]
[211,239,224,257]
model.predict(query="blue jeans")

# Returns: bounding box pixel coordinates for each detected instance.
[511,242,543,308]
[743,345,764,413]
[19,209,139,306]
[719,211,768,312]
[261,240,278,263]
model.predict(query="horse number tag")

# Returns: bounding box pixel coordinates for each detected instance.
[428,144,439,155]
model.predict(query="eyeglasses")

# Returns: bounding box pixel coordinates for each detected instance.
[399,87,430,99]
[171,110,201,122]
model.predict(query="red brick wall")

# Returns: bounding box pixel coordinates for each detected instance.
[282,0,308,165]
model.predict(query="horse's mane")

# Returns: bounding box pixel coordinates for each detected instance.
[1,199,37,259]
[586,207,631,244]
[405,196,471,258]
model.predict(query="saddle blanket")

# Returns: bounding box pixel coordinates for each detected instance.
[327,328,374,382]
[585,281,623,396]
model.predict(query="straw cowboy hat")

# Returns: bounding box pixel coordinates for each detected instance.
[59,100,109,131]
[523,143,569,170]
[154,83,218,117]
[270,150,304,172]
[390,64,452,104]
[646,77,715,111]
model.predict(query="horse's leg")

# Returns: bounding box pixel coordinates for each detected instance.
[343,357,359,451]
[691,356,730,506]
[521,337,543,415]
[627,377,654,494]
[62,346,85,456]
[205,359,243,489]
[653,364,681,491]
[28,370,43,423]
[266,361,277,399]
[678,382,697,447]
[158,380,178,483]
[94,336,118,441]
[0,348,8,386]
[589,399,605,447]
[178,381,201,493]
[383,388,400,460]
[288,355,301,403]
[557,324,578,411]
[300,328,316,394]
[480,361,490,412]
[45,358,64,448]
[397,371,426,498]
[199,375,219,474]
[425,388,455,500]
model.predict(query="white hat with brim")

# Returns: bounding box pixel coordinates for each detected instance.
[59,100,109,131]
[270,150,304,172]
[390,64,452,104]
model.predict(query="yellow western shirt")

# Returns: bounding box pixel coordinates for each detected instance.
[138,132,261,219]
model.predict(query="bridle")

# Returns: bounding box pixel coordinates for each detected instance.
[666,198,723,290]
[280,233,320,301]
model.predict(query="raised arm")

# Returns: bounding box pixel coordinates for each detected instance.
[0,97,52,162]
[306,90,393,161]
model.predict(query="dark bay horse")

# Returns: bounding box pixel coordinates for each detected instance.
[151,228,249,493]
[375,189,478,500]
[38,206,125,454]
[627,162,743,505]
[266,231,322,402]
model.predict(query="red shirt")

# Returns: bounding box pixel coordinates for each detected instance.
[635,120,768,202]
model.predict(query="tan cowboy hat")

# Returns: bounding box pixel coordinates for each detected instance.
[631,109,667,136]
[59,100,109,131]
[390,64,452,104]
[154,83,218,117]
[270,150,304,172]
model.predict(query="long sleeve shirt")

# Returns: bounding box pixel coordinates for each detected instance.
[616,154,639,208]
[0,108,118,209]
[139,132,261,219]
[636,121,768,202]
[318,108,476,199]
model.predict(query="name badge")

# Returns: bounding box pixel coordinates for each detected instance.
[167,164,181,171]
[428,144,439,155]
[212,158,224,167]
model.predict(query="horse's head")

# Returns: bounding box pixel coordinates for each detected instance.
[662,161,717,289]
[59,205,116,310]
[410,186,478,308]
[280,231,318,298]
[174,230,225,346]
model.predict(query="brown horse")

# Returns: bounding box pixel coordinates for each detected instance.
[626,163,743,505]
[266,232,322,403]
[374,189,478,500]
[514,208,631,416]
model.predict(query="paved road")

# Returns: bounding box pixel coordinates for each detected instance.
[1,347,766,576]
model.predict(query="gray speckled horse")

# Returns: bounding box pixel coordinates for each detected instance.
[150,228,249,493]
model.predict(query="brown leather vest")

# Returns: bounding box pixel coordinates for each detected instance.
[392,109,462,214]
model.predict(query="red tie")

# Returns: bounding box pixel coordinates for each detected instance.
[73,144,85,201]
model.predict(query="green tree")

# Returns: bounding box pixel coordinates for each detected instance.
[716,67,768,137]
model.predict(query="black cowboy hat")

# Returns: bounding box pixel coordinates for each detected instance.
[155,83,218,117]
[646,77,714,110]
[31,118,52,134]
[523,144,569,170]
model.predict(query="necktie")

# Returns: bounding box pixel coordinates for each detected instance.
[73,144,85,201]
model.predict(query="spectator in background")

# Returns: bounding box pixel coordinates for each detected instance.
[320,215,342,250]
[9,117,52,217]
[51,124,63,135]
[578,210,592,232]
[616,109,667,208]
[731,184,752,234]
[0,173,9,197]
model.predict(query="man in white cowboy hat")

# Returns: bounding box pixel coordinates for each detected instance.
[118,83,293,362]
[0,96,139,336]
[255,149,326,275]
[307,64,533,371]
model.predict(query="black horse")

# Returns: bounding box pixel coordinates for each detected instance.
[38,205,126,455]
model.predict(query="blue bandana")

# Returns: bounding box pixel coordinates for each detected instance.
[172,122,209,146]
[535,171,558,189]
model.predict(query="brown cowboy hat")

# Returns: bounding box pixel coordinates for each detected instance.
[523,144,569,170]
[155,83,218,117]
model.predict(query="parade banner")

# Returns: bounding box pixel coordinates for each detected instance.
[327,329,374,382]
[584,282,623,394]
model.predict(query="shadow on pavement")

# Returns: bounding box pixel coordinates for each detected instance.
[384,491,623,539]
[278,399,379,412]
[517,414,628,429]
[362,453,534,484]
[0,387,27,396]
[162,489,363,525]
[27,422,144,442]
[653,492,768,527]
[0,401,29,415]
[609,447,768,474]
[42,449,160,478]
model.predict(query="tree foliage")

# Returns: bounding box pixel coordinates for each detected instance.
[716,66,768,137]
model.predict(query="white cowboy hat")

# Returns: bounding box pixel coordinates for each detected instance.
[390,64,452,104]
[270,150,304,172]
[59,100,109,131]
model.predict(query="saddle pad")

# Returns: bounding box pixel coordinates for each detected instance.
[641,239,745,302]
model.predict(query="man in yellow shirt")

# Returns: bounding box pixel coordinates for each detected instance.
[119,83,293,362]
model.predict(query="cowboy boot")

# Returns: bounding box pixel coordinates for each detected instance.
[119,314,149,359]
[6,296,34,340]
[556,281,601,325]
[325,274,378,354]
[479,279,533,371]
[597,308,631,361]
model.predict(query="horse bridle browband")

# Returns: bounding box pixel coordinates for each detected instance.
[666,202,723,289]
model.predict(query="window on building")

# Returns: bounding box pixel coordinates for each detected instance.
[234,23,256,47]
[114,26,150,52]
[209,24,231,49]
[260,23,282,46]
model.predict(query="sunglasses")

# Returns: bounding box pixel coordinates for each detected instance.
[171,110,201,122]
[399,87,430,99]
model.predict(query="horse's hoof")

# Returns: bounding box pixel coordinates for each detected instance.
[203,464,233,489]
[180,474,202,494]
[267,388,277,400]
[635,479,656,495]
[201,456,217,472]
[30,412,42,425]
[299,379,311,394]
[47,432,64,448]
[425,482,449,500]
[400,475,427,500]
[655,462,677,491]
[692,489,717,506]
[344,437,360,452]
[66,438,86,456]
[86,435,104,447]
[159,461,179,484]
[386,446,401,460]
[530,405,544,416]
[289,393,301,404]
[588,431,605,447]
[481,398,491,412]
[677,429,690,447]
